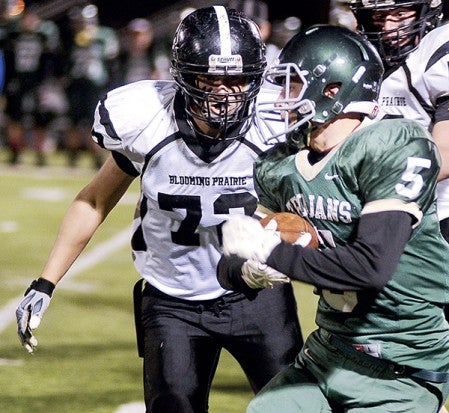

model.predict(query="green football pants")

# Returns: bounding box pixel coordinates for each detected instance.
[247,328,449,413]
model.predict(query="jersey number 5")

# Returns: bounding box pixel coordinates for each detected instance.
[395,156,431,199]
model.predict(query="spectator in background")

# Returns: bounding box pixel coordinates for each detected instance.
[3,4,64,166]
[228,0,280,66]
[118,18,154,85]
[64,3,120,169]
[0,0,12,91]
[329,0,357,29]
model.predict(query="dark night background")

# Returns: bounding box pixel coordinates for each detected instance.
[25,0,336,58]
[29,0,332,30]
[95,0,331,28]
[25,0,449,54]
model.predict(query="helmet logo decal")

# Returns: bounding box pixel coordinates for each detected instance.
[210,5,243,73]
[209,54,243,73]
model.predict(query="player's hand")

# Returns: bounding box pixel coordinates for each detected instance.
[16,278,55,353]
[241,259,290,289]
[222,215,281,262]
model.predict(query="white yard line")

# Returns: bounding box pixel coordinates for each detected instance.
[0,227,132,333]
[114,402,145,413]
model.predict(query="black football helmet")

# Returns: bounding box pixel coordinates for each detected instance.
[349,0,443,66]
[257,25,384,141]
[171,6,266,139]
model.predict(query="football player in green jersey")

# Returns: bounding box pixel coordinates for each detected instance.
[218,24,449,412]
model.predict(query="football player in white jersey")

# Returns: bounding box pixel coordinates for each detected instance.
[15,6,303,413]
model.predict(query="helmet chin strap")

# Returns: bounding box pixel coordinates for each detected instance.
[287,121,315,148]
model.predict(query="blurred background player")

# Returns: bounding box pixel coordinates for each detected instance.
[63,3,119,168]
[228,0,280,66]
[329,0,357,29]
[3,3,64,166]
[0,0,12,92]
[118,18,154,85]
[16,6,302,413]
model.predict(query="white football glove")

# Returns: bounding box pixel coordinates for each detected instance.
[241,259,291,289]
[16,278,54,353]
[222,215,282,262]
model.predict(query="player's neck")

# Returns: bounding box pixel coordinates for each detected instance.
[308,116,361,152]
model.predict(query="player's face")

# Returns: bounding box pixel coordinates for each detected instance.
[369,7,417,47]
[276,74,305,125]
[193,74,251,120]
[275,75,340,129]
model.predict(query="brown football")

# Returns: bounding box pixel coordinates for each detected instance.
[259,212,319,249]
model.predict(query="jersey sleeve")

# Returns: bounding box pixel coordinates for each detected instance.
[418,26,449,109]
[92,80,177,175]
[341,119,440,218]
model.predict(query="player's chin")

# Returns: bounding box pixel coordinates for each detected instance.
[383,37,412,49]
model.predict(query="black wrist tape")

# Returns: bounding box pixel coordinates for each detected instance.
[26,277,56,297]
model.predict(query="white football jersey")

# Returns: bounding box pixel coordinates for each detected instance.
[377,23,449,220]
[92,80,282,300]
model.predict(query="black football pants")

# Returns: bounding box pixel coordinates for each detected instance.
[441,218,449,322]
[139,282,303,413]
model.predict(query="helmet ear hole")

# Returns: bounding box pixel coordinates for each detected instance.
[323,83,341,99]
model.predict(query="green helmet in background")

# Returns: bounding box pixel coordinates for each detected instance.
[257,24,384,141]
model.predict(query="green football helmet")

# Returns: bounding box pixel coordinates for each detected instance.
[257,24,384,140]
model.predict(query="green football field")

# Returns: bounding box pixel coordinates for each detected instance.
[1,149,447,412]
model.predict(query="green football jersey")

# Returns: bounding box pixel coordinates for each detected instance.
[255,118,449,370]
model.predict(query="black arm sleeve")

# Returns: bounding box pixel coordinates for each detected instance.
[266,210,413,291]
[217,255,260,299]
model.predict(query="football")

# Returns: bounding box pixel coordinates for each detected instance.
[259,212,319,249]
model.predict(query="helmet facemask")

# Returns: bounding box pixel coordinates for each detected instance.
[257,63,316,140]
[349,0,443,66]
[176,72,263,139]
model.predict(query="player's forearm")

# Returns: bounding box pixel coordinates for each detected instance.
[40,199,104,285]
[266,211,413,291]
[39,156,134,285]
